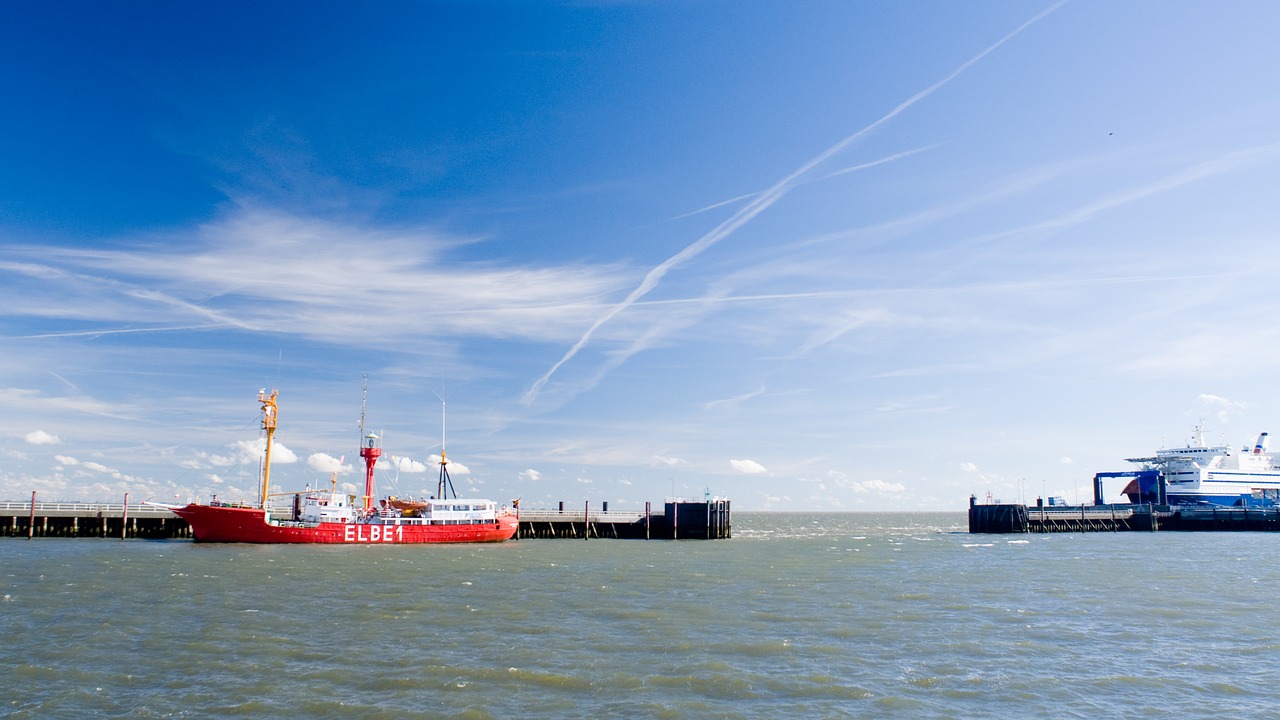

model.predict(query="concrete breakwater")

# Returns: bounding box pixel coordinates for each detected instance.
[1,497,731,540]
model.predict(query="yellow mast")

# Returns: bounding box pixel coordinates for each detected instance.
[259,389,279,509]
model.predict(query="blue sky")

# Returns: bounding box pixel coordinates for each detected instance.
[4,1,1280,511]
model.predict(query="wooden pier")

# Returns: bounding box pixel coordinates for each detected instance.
[0,498,730,541]
[969,495,1280,533]
[0,499,192,539]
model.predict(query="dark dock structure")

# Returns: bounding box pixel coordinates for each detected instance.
[969,495,1280,533]
[1,497,731,541]
[517,500,732,540]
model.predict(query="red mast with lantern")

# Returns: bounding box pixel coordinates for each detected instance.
[358,377,381,510]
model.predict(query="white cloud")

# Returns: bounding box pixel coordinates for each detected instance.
[55,455,79,466]
[518,468,542,481]
[650,455,688,467]
[25,430,61,445]
[272,441,299,464]
[307,453,348,474]
[959,462,978,473]
[1060,456,1073,465]
[390,456,428,473]
[1194,394,1247,423]
[211,438,298,467]
[429,454,469,476]
[82,461,110,473]
[730,459,767,475]
[852,478,906,494]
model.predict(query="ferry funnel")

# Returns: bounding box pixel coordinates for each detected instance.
[1254,432,1270,454]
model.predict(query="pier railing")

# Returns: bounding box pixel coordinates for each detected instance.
[518,509,645,523]
[0,501,180,517]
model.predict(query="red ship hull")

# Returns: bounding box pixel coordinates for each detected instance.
[172,503,518,544]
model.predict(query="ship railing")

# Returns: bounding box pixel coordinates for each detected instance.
[518,509,646,523]
[1026,505,1140,519]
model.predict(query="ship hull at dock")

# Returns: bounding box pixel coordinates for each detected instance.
[171,503,518,544]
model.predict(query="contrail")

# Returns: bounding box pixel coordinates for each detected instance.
[523,0,1068,405]
[669,191,760,221]
[671,143,940,221]
[11,324,228,340]
[821,143,941,180]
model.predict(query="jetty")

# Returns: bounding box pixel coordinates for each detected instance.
[0,497,191,539]
[516,499,731,540]
[0,495,731,541]
[969,495,1280,533]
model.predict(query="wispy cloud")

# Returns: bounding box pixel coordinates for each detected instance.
[2,207,625,350]
[803,151,1111,250]
[1193,394,1248,423]
[522,1,1068,405]
[974,142,1280,246]
[789,309,891,359]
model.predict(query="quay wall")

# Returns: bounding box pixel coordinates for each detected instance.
[969,496,1280,534]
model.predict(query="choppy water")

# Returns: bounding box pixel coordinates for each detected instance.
[3,512,1279,718]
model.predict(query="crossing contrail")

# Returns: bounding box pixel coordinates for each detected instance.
[523,0,1068,405]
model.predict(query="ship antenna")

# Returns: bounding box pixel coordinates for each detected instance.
[360,375,367,438]
[258,388,279,509]
[358,375,382,510]
[432,386,456,500]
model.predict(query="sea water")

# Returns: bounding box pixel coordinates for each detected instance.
[2,512,1278,719]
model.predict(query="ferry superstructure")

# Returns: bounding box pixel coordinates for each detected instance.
[1126,425,1280,506]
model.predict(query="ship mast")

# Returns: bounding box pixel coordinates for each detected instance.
[359,376,381,510]
[258,389,279,509]
[434,390,457,500]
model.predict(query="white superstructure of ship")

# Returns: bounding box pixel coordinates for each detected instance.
[1127,424,1280,505]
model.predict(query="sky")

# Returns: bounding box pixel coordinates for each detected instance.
[4,1,1280,511]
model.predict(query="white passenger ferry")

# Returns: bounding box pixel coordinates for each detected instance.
[1127,425,1280,506]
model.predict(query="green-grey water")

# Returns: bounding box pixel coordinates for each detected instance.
[3,512,1279,718]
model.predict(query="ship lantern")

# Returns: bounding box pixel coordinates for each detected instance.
[364,432,381,450]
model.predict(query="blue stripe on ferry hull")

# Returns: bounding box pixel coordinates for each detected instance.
[1167,493,1252,506]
